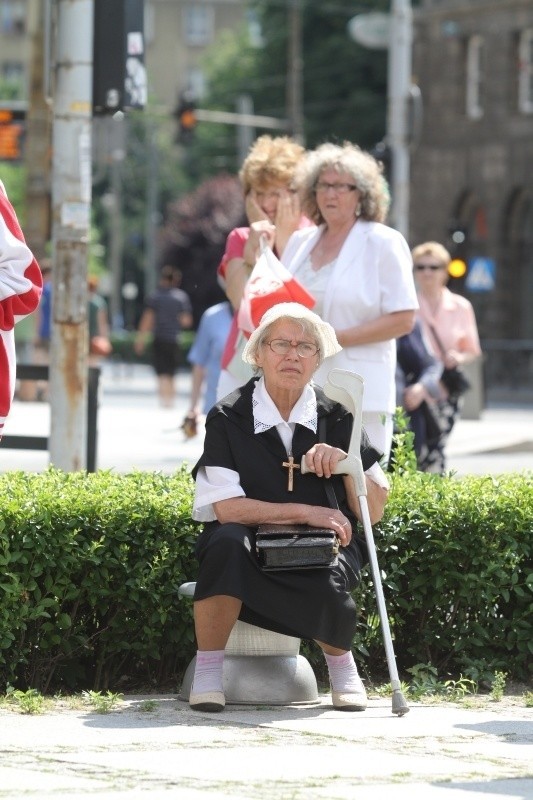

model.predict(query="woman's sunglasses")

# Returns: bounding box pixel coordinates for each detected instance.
[414,264,443,271]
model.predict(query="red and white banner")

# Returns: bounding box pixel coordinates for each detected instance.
[0,184,42,436]
[237,245,315,337]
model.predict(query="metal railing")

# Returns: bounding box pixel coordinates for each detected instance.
[481,340,533,392]
[1,365,101,472]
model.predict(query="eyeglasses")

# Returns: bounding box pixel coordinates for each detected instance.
[314,182,358,195]
[264,339,320,358]
[254,189,282,201]
[414,264,444,272]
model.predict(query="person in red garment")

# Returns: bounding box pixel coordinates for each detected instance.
[0,179,42,439]
[216,135,312,398]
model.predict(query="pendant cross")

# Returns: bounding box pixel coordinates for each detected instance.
[282,455,300,492]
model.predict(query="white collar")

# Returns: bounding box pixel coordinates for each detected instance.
[252,377,318,436]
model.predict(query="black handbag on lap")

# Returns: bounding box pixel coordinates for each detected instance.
[256,418,341,572]
[256,524,339,571]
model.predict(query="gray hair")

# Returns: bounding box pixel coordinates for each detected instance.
[296,141,391,224]
[247,316,324,372]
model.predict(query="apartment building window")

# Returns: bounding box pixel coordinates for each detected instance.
[466,35,484,119]
[518,29,533,114]
[1,60,24,89]
[186,68,206,100]
[183,5,214,47]
[1,0,26,35]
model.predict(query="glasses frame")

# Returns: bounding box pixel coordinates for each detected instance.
[314,181,358,195]
[264,339,320,358]
[414,263,444,272]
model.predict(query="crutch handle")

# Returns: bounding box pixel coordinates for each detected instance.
[300,452,367,496]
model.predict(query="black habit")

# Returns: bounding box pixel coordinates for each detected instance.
[191,377,382,650]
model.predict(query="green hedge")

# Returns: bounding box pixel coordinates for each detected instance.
[0,466,531,693]
[355,470,533,685]
[0,468,199,693]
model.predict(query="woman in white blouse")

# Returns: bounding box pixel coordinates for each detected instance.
[282,142,418,461]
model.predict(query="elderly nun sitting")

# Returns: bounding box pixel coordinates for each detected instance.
[189,302,389,712]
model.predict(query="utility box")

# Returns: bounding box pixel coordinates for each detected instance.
[93,0,146,115]
[460,357,485,420]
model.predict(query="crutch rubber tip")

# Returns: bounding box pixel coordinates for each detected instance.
[391,690,410,716]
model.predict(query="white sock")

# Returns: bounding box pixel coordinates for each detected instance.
[324,651,363,692]
[191,649,225,694]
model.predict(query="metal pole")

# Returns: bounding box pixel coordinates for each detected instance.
[108,117,125,328]
[49,0,93,471]
[236,94,255,166]
[387,0,412,237]
[287,0,305,144]
[144,118,159,298]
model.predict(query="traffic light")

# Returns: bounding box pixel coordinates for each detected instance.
[0,105,25,161]
[369,141,391,186]
[93,0,146,115]
[448,222,468,281]
[174,90,197,145]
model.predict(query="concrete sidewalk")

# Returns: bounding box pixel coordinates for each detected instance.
[1,366,532,798]
[2,362,533,475]
[1,693,532,799]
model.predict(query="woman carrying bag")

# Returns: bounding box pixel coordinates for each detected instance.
[412,241,481,473]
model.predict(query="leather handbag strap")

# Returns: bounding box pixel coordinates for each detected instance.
[427,323,446,358]
[318,417,339,510]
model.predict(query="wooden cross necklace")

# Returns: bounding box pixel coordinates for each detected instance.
[282,454,300,491]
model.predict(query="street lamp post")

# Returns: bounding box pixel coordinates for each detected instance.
[387,0,412,238]
[348,1,413,238]
[49,0,93,470]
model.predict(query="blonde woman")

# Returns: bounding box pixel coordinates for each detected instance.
[216,135,311,399]
[412,240,481,472]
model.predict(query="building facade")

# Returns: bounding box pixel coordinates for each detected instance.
[0,0,248,108]
[410,0,533,378]
[144,0,248,109]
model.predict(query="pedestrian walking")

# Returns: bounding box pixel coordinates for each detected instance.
[413,241,482,472]
[182,300,232,436]
[135,266,193,408]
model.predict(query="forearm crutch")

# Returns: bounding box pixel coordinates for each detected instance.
[302,368,409,716]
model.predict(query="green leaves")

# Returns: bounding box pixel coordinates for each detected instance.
[355,470,533,685]
[0,464,531,693]
[0,467,200,693]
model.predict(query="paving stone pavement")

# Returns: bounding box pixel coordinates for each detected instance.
[1,694,532,799]
[2,365,531,798]
[2,363,533,476]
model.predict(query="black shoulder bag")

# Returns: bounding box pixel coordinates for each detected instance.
[256,419,341,571]
[428,324,471,399]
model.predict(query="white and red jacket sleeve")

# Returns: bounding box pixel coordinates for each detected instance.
[0,185,43,437]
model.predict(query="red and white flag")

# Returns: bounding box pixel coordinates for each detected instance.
[0,184,42,437]
[237,244,315,337]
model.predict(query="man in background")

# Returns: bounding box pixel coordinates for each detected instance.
[182,300,232,437]
[135,266,193,408]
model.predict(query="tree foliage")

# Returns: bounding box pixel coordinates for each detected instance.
[159,173,246,326]
[184,0,390,180]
